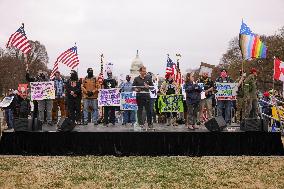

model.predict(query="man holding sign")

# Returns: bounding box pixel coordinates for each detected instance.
[102,70,118,126]
[215,69,234,124]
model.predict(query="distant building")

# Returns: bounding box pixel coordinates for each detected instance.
[130,50,144,79]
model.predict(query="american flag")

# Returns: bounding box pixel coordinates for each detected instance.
[6,24,32,54]
[50,46,79,78]
[166,56,176,74]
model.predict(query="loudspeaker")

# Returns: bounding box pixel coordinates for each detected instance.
[240,118,263,131]
[57,117,76,132]
[14,117,42,131]
[14,118,30,131]
[205,116,227,131]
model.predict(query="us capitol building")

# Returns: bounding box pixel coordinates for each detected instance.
[129,50,144,79]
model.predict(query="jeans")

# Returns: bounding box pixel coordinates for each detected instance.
[38,99,53,123]
[5,109,14,128]
[83,99,98,123]
[187,103,200,125]
[136,95,152,125]
[199,97,213,121]
[123,110,136,124]
[217,100,232,123]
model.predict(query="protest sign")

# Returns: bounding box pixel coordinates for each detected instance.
[158,94,184,113]
[98,88,120,106]
[30,82,55,101]
[0,96,14,108]
[272,106,284,121]
[150,84,158,99]
[215,82,237,100]
[120,92,138,110]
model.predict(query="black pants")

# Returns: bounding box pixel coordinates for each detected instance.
[136,95,152,125]
[104,106,115,124]
[166,112,177,118]
[67,98,81,122]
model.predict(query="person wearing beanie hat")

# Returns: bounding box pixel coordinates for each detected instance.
[81,68,101,126]
[160,72,180,126]
[65,70,82,124]
[215,69,234,124]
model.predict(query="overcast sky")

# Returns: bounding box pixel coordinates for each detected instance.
[0,0,283,77]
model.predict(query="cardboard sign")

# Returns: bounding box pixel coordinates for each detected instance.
[158,94,184,113]
[215,82,237,100]
[98,88,120,106]
[30,82,55,101]
[199,66,213,77]
[120,92,138,110]
[0,96,14,108]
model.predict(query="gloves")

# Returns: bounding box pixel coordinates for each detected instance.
[87,91,94,97]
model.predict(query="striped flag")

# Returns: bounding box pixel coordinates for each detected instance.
[50,46,79,79]
[239,20,267,59]
[166,56,175,74]
[6,24,32,54]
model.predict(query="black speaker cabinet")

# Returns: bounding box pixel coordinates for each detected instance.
[205,116,227,131]
[240,118,263,131]
[57,118,76,132]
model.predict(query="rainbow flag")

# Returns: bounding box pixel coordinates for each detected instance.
[239,20,267,60]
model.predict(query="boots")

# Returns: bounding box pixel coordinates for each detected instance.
[166,118,171,126]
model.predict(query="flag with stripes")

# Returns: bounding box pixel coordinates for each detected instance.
[50,46,79,79]
[6,24,32,54]
[166,56,176,74]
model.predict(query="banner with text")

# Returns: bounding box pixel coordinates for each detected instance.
[98,88,120,106]
[215,82,237,100]
[158,94,184,113]
[120,92,138,110]
[30,82,55,101]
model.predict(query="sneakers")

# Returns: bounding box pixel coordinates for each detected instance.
[187,125,194,130]
[93,121,98,126]
[83,121,88,125]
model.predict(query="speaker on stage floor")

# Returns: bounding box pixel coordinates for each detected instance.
[57,118,76,132]
[205,116,227,131]
[240,118,263,131]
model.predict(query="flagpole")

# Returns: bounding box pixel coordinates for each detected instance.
[22,23,29,72]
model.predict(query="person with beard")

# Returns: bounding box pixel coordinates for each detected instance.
[243,68,259,118]
[81,68,101,126]
[215,69,234,124]
[26,68,53,126]
[120,75,135,126]
[197,71,214,123]
[102,70,118,126]
[51,71,66,123]
[160,72,180,126]
[133,66,154,128]
[65,70,82,123]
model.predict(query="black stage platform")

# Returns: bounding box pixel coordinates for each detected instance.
[0,124,283,156]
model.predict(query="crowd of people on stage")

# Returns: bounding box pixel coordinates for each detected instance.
[1,64,282,131]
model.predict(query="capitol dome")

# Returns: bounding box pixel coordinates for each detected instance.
[130,50,144,76]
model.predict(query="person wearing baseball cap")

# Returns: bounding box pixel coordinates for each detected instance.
[243,67,259,118]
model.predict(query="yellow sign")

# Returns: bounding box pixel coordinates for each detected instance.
[272,106,284,121]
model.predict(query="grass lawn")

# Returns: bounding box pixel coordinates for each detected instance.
[0,155,283,189]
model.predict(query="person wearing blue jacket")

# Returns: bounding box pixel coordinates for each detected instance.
[185,72,202,130]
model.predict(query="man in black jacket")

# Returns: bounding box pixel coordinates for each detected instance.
[133,66,153,127]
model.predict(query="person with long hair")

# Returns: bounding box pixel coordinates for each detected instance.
[185,72,202,130]
[65,70,82,123]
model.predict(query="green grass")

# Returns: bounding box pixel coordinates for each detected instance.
[0,156,284,189]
